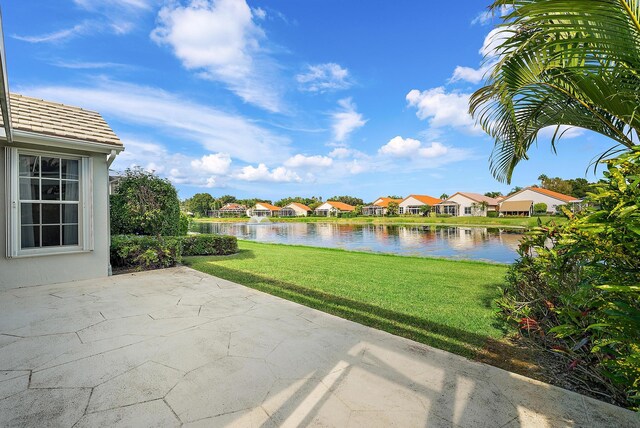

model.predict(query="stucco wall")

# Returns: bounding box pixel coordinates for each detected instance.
[447,194,487,217]
[399,196,425,209]
[503,189,566,213]
[0,144,110,290]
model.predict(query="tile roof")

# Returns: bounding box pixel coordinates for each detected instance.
[525,187,581,203]
[452,192,500,206]
[288,202,312,211]
[255,202,281,211]
[373,197,402,207]
[326,201,356,211]
[220,203,247,210]
[2,93,122,146]
[404,194,442,206]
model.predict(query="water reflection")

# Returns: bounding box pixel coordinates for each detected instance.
[192,222,523,264]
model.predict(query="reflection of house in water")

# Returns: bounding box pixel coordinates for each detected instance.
[397,226,439,248]
[496,229,524,252]
[435,227,489,250]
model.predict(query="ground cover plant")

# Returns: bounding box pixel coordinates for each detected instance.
[185,241,508,361]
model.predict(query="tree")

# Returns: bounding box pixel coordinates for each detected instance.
[274,196,322,208]
[328,195,364,206]
[533,202,548,214]
[110,167,181,236]
[387,195,403,199]
[386,201,399,216]
[509,186,523,195]
[439,193,449,200]
[419,204,432,216]
[484,191,503,198]
[539,176,574,196]
[470,0,640,183]
[184,193,215,217]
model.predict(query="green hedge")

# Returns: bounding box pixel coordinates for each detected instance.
[111,235,183,270]
[111,234,238,271]
[181,234,238,256]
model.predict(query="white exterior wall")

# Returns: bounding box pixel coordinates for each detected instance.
[447,194,488,217]
[0,144,111,290]
[315,202,333,211]
[285,204,308,216]
[503,189,567,213]
[399,196,426,214]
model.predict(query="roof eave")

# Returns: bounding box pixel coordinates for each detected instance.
[0,9,12,143]
[7,129,124,154]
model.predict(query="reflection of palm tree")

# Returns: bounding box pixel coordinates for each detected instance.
[470,0,640,183]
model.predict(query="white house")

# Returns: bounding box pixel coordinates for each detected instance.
[280,202,311,217]
[399,194,442,215]
[362,197,402,216]
[500,187,581,215]
[249,202,281,217]
[1,96,123,290]
[314,201,355,217]
[436,192,499,217]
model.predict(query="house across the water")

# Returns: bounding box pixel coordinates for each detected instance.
[499,187,582,216]
[314,201,355,217]
[399,194,442,215]
[280,202,311,217]
[362,197,402,216]
[250,202,281,217]
[436,193,499,217]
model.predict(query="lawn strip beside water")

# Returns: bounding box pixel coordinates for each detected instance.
[185,241,509,360]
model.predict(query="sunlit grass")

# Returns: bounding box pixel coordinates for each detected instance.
[185,241,509,359]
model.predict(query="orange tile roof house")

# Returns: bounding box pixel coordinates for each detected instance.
[0,17,124,289]
[280,202,312,217]
[436,192,500,217]
[500,187,582,215]
[250,202,281,217]
[362,197,403,216]
[314,201,355,216]
[399,194,442,215]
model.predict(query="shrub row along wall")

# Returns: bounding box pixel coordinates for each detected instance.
[111,234,238,271]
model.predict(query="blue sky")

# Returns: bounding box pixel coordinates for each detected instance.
[4,1,613,201]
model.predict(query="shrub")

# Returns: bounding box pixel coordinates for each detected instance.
[533,202,548,214]
[178,212,191,236]
[487,211,499,218]
[111,235,182,270]
[181,235,238,256]
[498,147,640,409]
[111,168,182,236]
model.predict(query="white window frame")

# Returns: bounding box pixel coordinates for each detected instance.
[5,147,94,258]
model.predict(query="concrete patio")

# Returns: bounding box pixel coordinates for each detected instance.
[0,267,637,427]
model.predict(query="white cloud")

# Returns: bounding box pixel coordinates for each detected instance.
[538,125,585,140]
[449,63,493,84]
[113,137,227,188]
[378,136,449,159]
[471,6,513,26]
[151,0,282,112]
[284,154,333,168]
[13,23,90,43]
[73,0,155,10]
[418,142,449,158]
[406,87,479,133]
[329,147,352,159]
[296,63,352,93]
[236,163,301,182]
[331,98,367,142]
[191,153,232,174]
[252,7,266,20]
[19,80,290,164]
[378,136,421,157]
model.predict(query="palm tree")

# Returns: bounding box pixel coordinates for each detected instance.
[470,0,640,183]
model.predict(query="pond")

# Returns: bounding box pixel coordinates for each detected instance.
[191,222,524,264]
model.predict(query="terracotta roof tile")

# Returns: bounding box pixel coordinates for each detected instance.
[526,187,580,203]
[288,202,312,211]
[2,93,122,146]
[404,194,442,206]
[327,201,355,211]
[373,197,402,207]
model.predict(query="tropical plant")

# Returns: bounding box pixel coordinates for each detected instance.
[499,147,640,409]
[533,202,548,214]
[328,195,365,206]
[386,201,399,216]
[440,193,449,200]
[470,0,640,183]
[419,204,432,216]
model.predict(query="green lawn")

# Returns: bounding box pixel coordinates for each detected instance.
[185,241,509,360]
[194,215,566,229]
